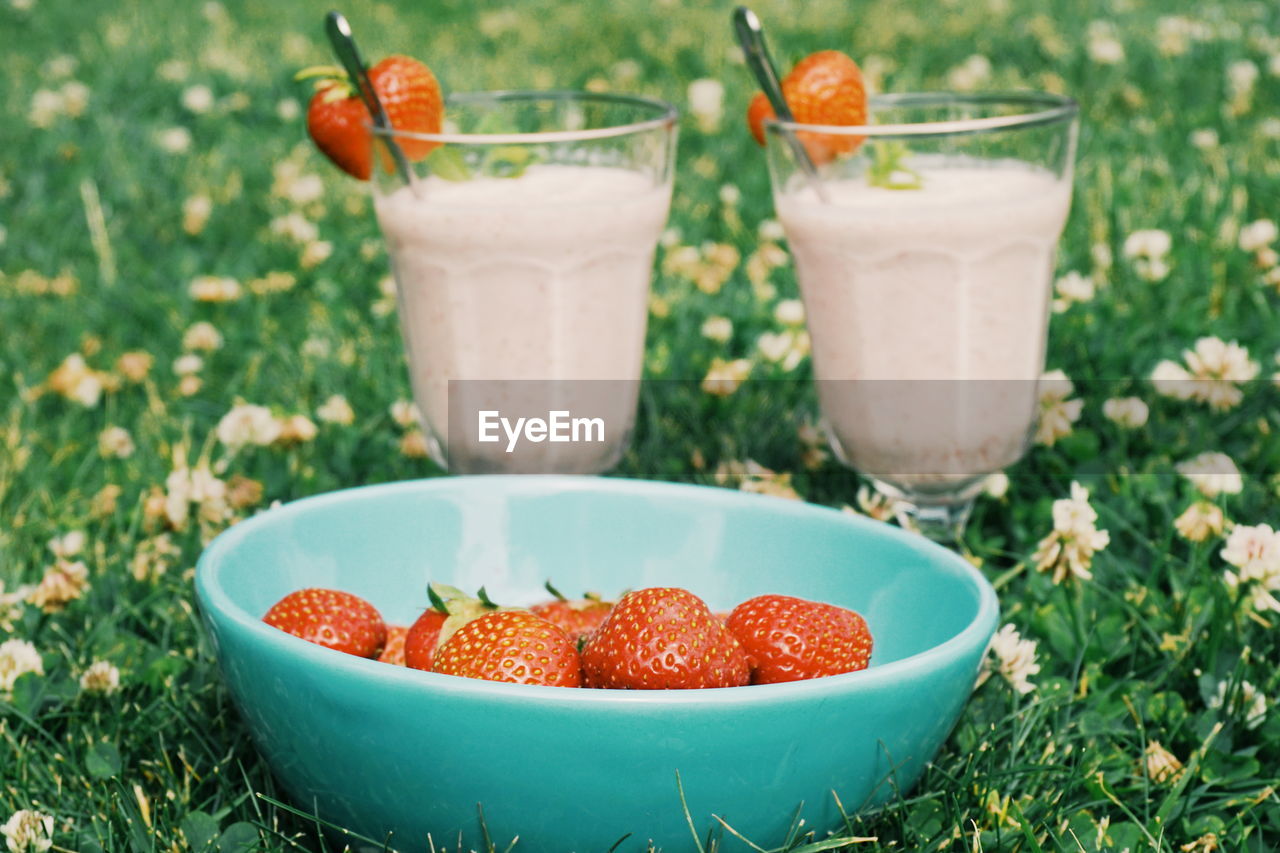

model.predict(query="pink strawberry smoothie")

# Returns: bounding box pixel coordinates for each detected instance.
[775,162,1072,493]
[375,164,671,472]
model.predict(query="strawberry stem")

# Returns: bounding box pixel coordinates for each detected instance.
[544,579,567,601]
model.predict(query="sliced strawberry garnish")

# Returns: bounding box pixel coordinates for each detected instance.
[301,54,443,180]
[746,50,868,163]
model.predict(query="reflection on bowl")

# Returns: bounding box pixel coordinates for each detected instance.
[195,476,998,852]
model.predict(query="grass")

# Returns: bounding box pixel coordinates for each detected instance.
[3,0,1280,850]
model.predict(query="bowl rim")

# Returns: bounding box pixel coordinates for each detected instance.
[195,476,1000,706]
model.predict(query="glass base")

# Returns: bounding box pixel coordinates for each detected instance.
[869,475,985,544]
[893,498,974,543]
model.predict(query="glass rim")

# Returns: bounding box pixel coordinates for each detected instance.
[763,91,1079,138]
[368,90,678,146]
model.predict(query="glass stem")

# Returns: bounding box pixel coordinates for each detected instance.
[894,498,974,544]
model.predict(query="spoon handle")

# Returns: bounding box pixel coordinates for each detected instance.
[732,6,828,202]
[325,11,416,188]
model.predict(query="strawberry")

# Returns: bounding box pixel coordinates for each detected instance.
[262,588,387,658]
[378,625,409,666]
[403,583,498,671]
[725,594,873,684]
[746,50,867,163]
[432,610,582,687]
[529,581,614,643]
[301,54,444,180]
[403,609,447,670]
[580,588,749,690]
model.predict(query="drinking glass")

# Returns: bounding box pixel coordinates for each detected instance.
[371,91,677,474]
[764,93,1079,541]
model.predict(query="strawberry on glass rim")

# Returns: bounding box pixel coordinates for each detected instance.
[746,49,868,164]
[297,54,444,180]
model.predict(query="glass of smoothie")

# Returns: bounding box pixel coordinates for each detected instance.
[371,91,677,474]
[764,92,1079,540]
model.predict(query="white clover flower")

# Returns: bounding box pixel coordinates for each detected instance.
[1228,60,1259,97]
[1260,117,1280,138]
[1220,523,1280,613]
[216,402,282,449]
[47,530,86,559]
[1190,128,1219,151]
[1035,369,1083,446]
[172,354,204,376]
[270,212,318,245]
[1052,271,1096,312]
[276,97,301,121]
[0,582,32,633]
[1086,21,1125,64]
[1209,679,1267,729]
[1239,219,1278,252]
[300,240,333,269]
[1123,229,1172,260]
[983,471,1010,499]
[182,321,223,352]
[164,461,229,530]
[285,173,324,206]
[982,624,1041,695]
[28,560,89,612]
[718,183,741,207]
[1176,452,1243,498]
[0,638,44,694]
[79,660,121,695]
[1153,338,1258,410]
[43,55,78,78]
[389,400,421,429]
[773,299,805,326]
[28,89,64,128]
[181,84,215,114]
[1144,741,1184,785]
[156,126,193,154]
[701,358,752,396]
[758,219,786,243]
[946,55,992,92]
[1220,523,1280,577]
[852,485,900,522]
[317,394,355,425]
[98,425,136,459]
[1,809,54,853]
[59,81,89,117]
[700,316,733,343]
[188,275,241,303]
[756,331,792,363]
[1032,482,1110,584]
[182,194,213,235]
[1174,501,1226,543]
[687,78,724,133]
[1102,396,1149,428]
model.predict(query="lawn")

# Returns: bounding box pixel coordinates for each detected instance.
[3,0,1280,850]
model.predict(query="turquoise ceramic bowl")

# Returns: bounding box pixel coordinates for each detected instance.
[195,476,998,853]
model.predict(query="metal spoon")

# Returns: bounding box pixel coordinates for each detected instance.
[732,6,829,202]
[324,10,416,189]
